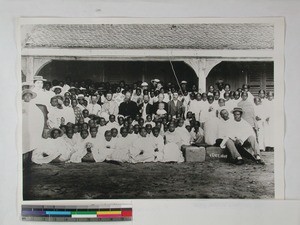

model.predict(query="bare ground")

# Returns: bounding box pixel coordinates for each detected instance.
[23,152,274,200]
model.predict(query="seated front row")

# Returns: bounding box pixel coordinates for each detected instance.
[32,124,186,164]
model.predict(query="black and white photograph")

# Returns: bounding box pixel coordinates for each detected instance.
[20,18,284,200]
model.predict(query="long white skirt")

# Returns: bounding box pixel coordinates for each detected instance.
[163,143,184,163]
[23,102,45,153]
[108,148,130,162]
[204,117,219,145]
[264,117,274,147]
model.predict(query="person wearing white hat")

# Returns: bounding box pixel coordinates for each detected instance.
[156,82,163,92]
[22,89,45,154]
[31,76,52,107]
[77,94,86,111]
[51,86,63,95]
[180,80,188,93]
[151,79,160,90]
[22,82,34,91]
[141,82,149,91]
[62,77,71,94]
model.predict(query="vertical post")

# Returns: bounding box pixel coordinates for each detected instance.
[198,68,206,93]
[21,56,34,83]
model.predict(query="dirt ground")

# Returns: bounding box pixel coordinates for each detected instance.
[23,152,274,200]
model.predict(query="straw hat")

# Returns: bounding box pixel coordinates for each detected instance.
[22,89,37,99]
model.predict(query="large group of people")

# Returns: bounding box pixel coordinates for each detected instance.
[22,75,274,165]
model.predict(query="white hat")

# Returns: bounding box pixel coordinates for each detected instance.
[117,114,125,119]
[68,86,77,91]
[22,82,34,89]
[55,94,64,100]
[181,80,187,84]
[33,76,47,82]
[79,87,87,90]
[151,79,160,83]
[22,89,37,99]
[141,82,148,86]
[77,94,85,99]
[51,86,63,92]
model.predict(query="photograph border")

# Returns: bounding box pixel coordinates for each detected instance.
[17,17,285,207]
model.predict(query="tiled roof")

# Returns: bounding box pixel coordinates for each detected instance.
[23,23,274,50]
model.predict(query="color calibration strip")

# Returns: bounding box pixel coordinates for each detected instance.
[21,205,132,222]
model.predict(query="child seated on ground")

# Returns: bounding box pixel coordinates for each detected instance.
[108,127,131,163]
[156,102,167,119]
[82,127,99,162]
[63,127,78,156]
[150,127,164,162]
[130,127,156,163]
[95,130,117,162]
[69,129,90,163]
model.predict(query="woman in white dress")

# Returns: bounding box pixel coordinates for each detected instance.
[175,118,192,146]
[203,95,219,145]
[22,89,45,154]
[163,123,184,163]
[69,129,90,163]
[264,91,274,150]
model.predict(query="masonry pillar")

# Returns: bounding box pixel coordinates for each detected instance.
[184,58,222,92]
[21,56,34,83]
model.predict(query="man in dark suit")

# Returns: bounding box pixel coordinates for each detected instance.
[139,95,153,119]
[119,91,139,119]
[153,93,168,113]
[168,92,184,118]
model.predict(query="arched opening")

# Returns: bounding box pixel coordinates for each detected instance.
[206,61,274,95]
[37,60,198,89]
